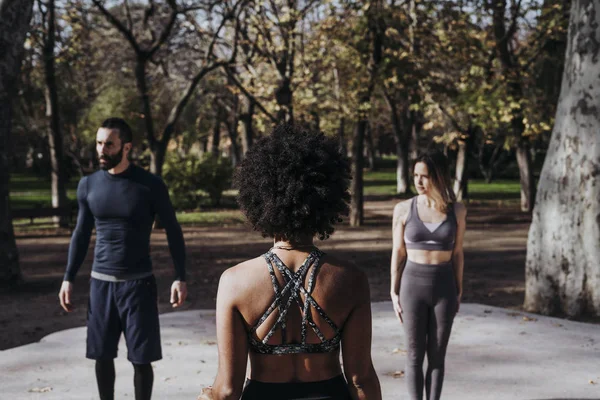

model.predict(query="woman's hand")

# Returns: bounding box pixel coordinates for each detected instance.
[197,386,213,400]
[391,292,403,323]
[456,293,462,314]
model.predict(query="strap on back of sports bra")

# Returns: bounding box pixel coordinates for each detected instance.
[248,248,341,351]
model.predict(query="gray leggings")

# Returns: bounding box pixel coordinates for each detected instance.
[400,260,457,400]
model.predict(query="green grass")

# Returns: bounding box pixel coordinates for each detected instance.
[363,169,521,200]
[176,210,245,226]
[9,173,78,209]
[9,170,523,229]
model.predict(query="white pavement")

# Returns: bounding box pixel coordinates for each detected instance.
[1,302,599,400]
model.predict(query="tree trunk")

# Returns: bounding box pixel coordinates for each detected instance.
[338,117,347,156]
[453,139,468,201]
[275,76,293,124]
[225,119,240,167]
[0,0,34,284]
[43,0,68,227]
[395,138,410,194]
[211,117,221,157]
[350,120,366,226]
[149,142,166,176]
[385,92,410,194]
[492,0,535,212]
[524,0,600,317]
[365,122,376,171]
[454,128,476,201]
[516,141,535,212]
[240,94,254,155]
[350,0,383,226]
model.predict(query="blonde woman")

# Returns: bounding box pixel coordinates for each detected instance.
[390,151,466,400]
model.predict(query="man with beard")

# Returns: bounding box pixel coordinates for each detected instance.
[58,117,187,400]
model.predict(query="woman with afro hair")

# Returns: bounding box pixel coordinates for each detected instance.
[204,124,382,400]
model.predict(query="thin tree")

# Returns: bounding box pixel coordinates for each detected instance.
[524,0,600,317]
[0,0,35,284]
[39,0,68,227]
[350,0,384,227]
[92,0,245,175]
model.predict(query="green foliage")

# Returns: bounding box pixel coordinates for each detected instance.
[163,153,233,209]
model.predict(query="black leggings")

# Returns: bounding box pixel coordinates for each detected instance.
[240,375,352,400]
[400,260,457,400]
[95,360,153,400]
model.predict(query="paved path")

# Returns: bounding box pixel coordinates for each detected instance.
[1,303,599,400]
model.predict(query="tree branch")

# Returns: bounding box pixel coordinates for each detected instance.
[92,0,142,54]
[223,66,278,123]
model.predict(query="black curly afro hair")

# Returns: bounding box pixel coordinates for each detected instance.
[235,123,351,243]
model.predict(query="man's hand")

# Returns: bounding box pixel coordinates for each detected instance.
[391,292,403,323]
[59,281,75,312]
[170,280,187,308]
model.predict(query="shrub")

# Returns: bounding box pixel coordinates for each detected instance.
[163,153,233,209]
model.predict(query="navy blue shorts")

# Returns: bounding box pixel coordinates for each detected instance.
[86,275,162,364]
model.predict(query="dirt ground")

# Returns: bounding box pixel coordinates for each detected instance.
[1,199,533,351]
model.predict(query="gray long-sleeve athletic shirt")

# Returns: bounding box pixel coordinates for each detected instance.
[64,164,186,282]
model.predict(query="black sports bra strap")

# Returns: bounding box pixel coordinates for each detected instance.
[249,249,341,352]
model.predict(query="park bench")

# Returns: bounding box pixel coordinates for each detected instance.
[12,205,77,225]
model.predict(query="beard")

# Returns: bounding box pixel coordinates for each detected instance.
[99,145,124,170]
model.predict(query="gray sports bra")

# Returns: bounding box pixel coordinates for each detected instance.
[247,249,342,355]
[404,197,456,251]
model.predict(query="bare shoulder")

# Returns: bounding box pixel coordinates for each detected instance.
[218,256,266,296]
[321,253,369,294]
[453,202,467,221]
[393,198,413,223]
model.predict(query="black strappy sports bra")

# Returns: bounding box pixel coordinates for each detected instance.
[247,249,342,355]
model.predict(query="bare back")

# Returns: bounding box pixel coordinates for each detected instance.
[225,249,367,382]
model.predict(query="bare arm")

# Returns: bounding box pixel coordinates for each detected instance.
[212,268,249,400]
[342,271,382,400]
[390,201,410,321]
[452,203,467,304]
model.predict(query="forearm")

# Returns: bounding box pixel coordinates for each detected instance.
[346,366,382,400]
[452,251,464,295]
[64,225,92,282]
[165,223,186,281]
[390,248,406,295]
[211,370,244,400]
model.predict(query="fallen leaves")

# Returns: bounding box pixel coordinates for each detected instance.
[28,387,52,393]
[522,316,537,322]
[391,348,406,355]
[390,370,405,378]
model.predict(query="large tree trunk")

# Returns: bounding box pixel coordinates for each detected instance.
[524,0,600,317]
[43,0,68,227]
[350,120,367,226]
[0,0,34,284]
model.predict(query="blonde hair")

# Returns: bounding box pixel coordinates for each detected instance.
[414,151,456,213]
